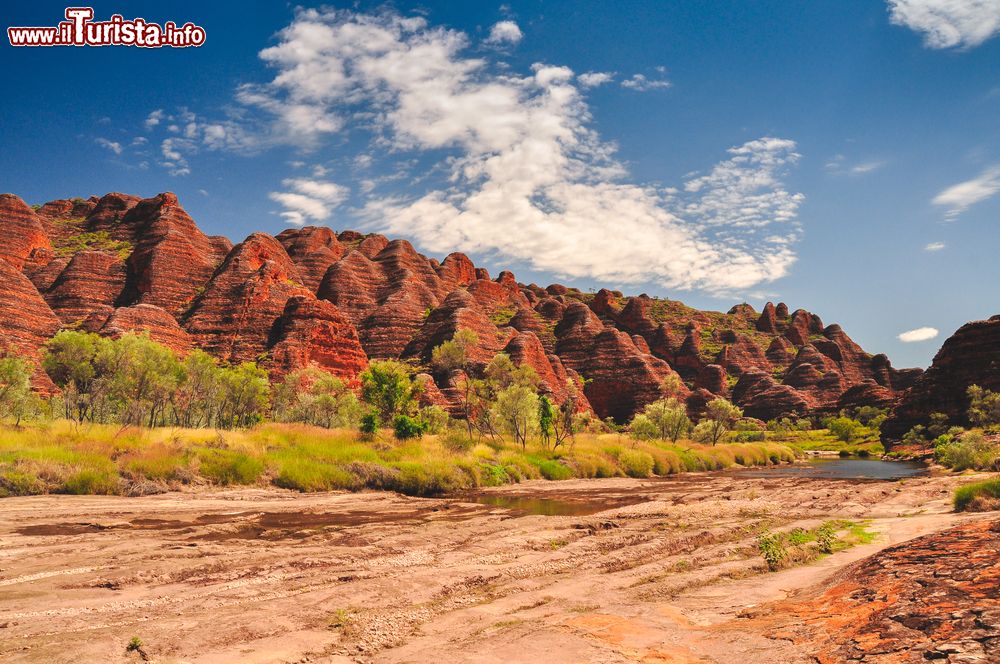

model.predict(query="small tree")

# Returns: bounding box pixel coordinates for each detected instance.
[538,395,555,449]
[660,374,684,400]
[551,378,581,449]
[630,413,657,441]
[430,329,478,373]
[0,355,33,425]
[967,385,1000,427]
[493,384,539,449]
[827,416,861,443]
[696,398,742,445]
[642,398,690,442]
[360,360,417,423]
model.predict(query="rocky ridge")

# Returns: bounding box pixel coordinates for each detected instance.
[883,315,1000,441]
[0,191,920,420]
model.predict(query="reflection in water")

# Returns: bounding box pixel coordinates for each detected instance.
[736,458,929,480]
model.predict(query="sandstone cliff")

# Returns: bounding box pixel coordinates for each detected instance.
[0,191,921,422]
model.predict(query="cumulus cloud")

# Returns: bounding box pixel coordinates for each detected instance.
[485,20,523,45]
[151,9,805,293]
[620,73,671,91]
[578,71,614,87]
[887,0,1000,49]
[898,326,940,342]
[269,177,349,225]
[932,166,1000,218]
[924,241,946,251]
[144,109,165,129]
[95,137,122,155]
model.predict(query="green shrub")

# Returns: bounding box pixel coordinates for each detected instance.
[196,448,264,485]
[816,522,836,553]
[0,469,46,496]
[827,417,862,442]
[954,478,1000,511]
[274,460,357,492]
[393,414,428,439]
[359,412,379,436]
[935,431,1000,471]
[757,531,787,571]
[63,467,118,495]
[617,449,654,478]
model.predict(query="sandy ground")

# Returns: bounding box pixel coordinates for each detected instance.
[0,470,986,663]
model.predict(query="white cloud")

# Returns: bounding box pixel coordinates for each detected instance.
[151,9,804,293]
[144,109,165,129]
[485,20,522,45]
[850,160,885,175]
[932,165,1000,218]
[620,73,671,91]
[95,137,122,155]
[825,154,885,176]
[898,326,940,342]
[578,71,614,88]
[269,177,349,225]
[887,0,1000,49]
[924,241,946,251]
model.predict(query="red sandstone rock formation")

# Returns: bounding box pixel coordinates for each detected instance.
[883,315,1000,440]
[267,295,368,381]
[43,251,127,327]
[0,190,924,422]
[0,258,60,390]
[183,232,313,364]
[120,193,232,315]
[0,194,52,271]
[100,304,193,352]
[276,227,345,292]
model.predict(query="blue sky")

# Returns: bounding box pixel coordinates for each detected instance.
[2,1,999,369]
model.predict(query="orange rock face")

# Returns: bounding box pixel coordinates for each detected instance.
[100,304,193,353]
[268,295,368,382]
[755,518,1000,663]
[883,315,1000,441]
[183,233,312,364]
[44,251,126,327]
[0,194,52,271]
[0,190,925,421]
[120,193,232,315]
[0,258,61,390]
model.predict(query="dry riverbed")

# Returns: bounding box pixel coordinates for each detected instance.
[0,471,989,663]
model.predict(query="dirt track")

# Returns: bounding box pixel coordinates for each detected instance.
[0,471,984,663]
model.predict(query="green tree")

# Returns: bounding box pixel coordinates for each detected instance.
[695,398,743,445]
[430,329,478,373]
[551,378,581,449]
[108,333,184,427]
[42,330,105,422]
[218,363,270,428]
[827,416,862,443]
[493,384,539,448]
[175,349,223,427]
[630,413,657,441]
[967,385,1000,427]
[360,360,417,423]
[538,395,555,448]
[641,398,690,442]
[660,374,684,400]
[0,355,34,425]
[274,367,361,428]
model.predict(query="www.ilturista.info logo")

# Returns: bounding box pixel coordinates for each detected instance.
[7,7,205,47]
